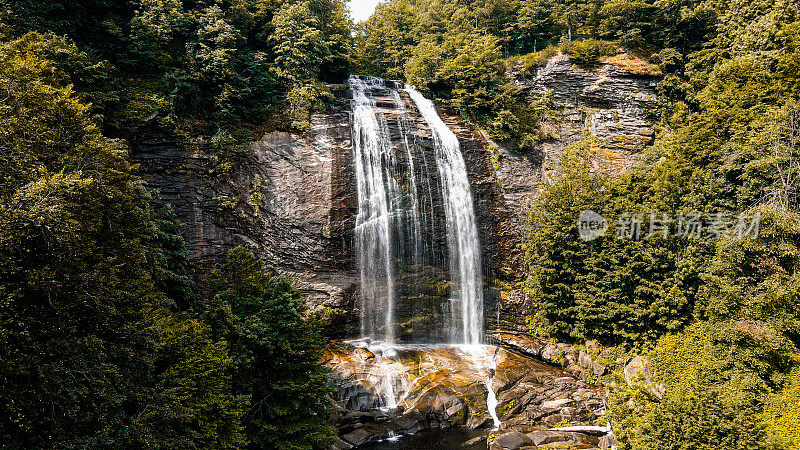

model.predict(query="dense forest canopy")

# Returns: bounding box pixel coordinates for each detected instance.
[0,0,344,447]
[1,0,799,448]
[1,0,351,132]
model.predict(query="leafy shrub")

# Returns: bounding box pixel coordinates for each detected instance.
[510,45,560,74]
[562,39,619,67]
[609,322,798,449]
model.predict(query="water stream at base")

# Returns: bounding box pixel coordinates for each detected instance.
[359,427,486,450]
[348,339,502,432]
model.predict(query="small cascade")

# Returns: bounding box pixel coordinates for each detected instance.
[458,344,502,430]
[485,348,502,430]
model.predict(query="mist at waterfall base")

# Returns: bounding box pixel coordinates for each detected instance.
[346,76,501,447]
[359,428,486,450]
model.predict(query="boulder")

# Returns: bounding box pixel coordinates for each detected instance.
[491,431,533,450]
[599,432,616,450]
[527,430,600,447]
[624,355,666,399]
[341,428,372,447]
[540,399,576,411]
[592,360,607,376]
[578,349,593,369]
[463,435,487,447]
[329,437,354,449]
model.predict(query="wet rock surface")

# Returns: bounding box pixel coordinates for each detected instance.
[132,88,361,332]
[324,340,608,448]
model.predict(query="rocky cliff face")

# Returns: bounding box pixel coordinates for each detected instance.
[486,53,659,330]
[132,83,511,338]
[132,87,360,335]
[132,54,659,337]
[132,57,658,449]
[490,53,658,236]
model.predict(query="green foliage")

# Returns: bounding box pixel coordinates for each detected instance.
[271,0,349,129]
[561,39,619,67]
[150,205,195,310]
[353,0,714,79]
[509,45,560,74]
[519,0,800,446]
[763,367,800,446]
[0,32,246,447]
[0,30,334,448]
[435,34,506,117]
[698,206,800,337]
[204,247,335,449]
[402,32,560,146]
[523,142,704,343]
[356,0,688,147]
[351,0,417,79]
[4,0,351,133]
[609,322,798,449]
[142,310,249,449]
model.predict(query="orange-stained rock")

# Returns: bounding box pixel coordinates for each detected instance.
[325,339,607,445]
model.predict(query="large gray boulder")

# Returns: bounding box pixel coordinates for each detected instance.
[624,355,666,399]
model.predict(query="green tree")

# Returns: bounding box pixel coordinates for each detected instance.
[610,322,798,449]
[351,0,417,79]
[204,247,335,449]
[0,31,245,448]
[150,205,195,310]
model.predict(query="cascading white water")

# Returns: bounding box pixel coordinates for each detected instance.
[391,90,424,263]
[459,344,502,429]
[485,377,501,429]
[351,76,398,342]
[405,86,484,345]
[349,76,484,345]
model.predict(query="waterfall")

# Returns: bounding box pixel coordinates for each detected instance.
[405,86,484,345]
[351,76,397,342]
[349,76,484,345]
